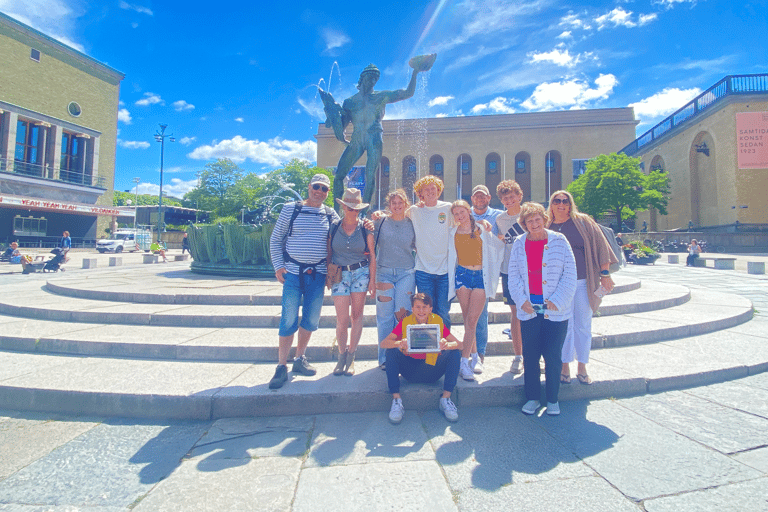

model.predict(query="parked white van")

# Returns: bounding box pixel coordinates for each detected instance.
[96,228,152,253]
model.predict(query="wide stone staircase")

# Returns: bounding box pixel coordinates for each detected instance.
[0,264,761,420]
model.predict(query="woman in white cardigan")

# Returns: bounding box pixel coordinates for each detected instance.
[507,202,576,416]
[447,200,503,381]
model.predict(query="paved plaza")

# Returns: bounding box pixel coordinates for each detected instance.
[0,251,766,510]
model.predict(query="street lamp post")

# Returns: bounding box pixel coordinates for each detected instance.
[133,177,140,230]
[154,125,175,239]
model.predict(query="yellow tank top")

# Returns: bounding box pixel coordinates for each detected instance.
[455,232,482,267]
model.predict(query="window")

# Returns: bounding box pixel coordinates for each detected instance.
[68,102,82,117]
[30,48,41,62]
[516,159,526,173]
[572,159,589,179]
[434,162,443,172]
[14,120,40,175]
[382,164,390,177]
[488,161,497,173]
[461,161,469,171]
[61,132,85,182]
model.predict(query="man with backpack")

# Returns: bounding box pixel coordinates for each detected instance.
[268,174,339,389]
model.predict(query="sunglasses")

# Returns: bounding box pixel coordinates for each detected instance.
[312,184,329,193]
[551,197,570,205]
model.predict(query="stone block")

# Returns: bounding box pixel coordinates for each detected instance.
[714,258,735,270]
[81,258,97,269]
[173,254,189,261]
[667,254,679,264]
[747,261,765,274]
[108,256,122,267]
[143,254,158,264]
[692,258,707,267]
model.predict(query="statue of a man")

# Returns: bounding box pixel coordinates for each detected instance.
[319,54,436,209]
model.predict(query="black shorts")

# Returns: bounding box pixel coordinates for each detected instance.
[501,273,516,306]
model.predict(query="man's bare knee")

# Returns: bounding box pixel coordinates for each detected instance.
[376,282,394,290]
[377,296,392,302]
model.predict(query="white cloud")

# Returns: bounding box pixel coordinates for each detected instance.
[521,74,618,110]
[557,31,572,39]
[0,0,86,53]
[139,178,198,198]
[135,92,164,106]
[234,117,244,123]
[595,7,657,30]
[528,47,588,68]
[629,87,701,119]
[172,100,195,112]
[471,97,516,115]
[179,136,197,146]
[655,0,697,7]
[118,139,150,149]
[321,28,351,53]
[639,13,658,25]
[559,12,592,31]
[429,96,455,107]
[118,1,153,16]
[117,108,132,124]
[188,136,317,167]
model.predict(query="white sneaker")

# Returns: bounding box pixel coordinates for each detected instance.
[460,358,475,381]
[522,400,540,415]
[546,402,560,416]
[439,397,459,422]
[389,398,404,424]
[471,353,483,374]
[510,355,523,374]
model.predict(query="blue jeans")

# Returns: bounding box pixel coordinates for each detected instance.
[476,300,488,356]
[278,271,326,337]
[385,348,461,394]
[376,266,416,365]
[521,315,568,404]
[414,271,451,330]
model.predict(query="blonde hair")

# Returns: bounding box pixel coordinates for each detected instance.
[413,175,444,197]
[496,180,523,198]
[386,188,411,209]
[519,202,549,232]
[451,199,478,238]
[546,190,579,226]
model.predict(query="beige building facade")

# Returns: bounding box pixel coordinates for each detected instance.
[316,108,638,210]
[0,12,123,245]
[626,74,768,231]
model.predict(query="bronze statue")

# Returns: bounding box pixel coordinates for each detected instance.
[319,54,437,209]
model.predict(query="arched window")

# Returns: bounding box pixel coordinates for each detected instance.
[544,150,562,200]
[485,152,501,208]
[402,156,418,203]
[457,154,472,202]
[514,151,531,202]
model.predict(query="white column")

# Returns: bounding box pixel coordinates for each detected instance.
[3,112,18,169]
[51,125,63,180]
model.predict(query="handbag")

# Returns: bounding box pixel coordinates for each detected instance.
[325,220,343,289]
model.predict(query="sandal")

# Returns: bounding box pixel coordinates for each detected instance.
[576,373,592,385]
[343,351,356,376]
[333,351,347,376]
[560,373,571,384]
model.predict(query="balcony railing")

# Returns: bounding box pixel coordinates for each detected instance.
[621,74,768,156]
[0,157,106,188]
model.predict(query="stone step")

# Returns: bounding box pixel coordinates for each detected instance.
[0,319,765,420]
[43,273,642,305]
[0,289,752,363]
[0,280,684,329]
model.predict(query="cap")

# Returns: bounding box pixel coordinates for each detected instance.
[309,174,331,186]
[471,185,490,196]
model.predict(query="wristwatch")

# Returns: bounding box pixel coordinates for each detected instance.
[600,270,610,276]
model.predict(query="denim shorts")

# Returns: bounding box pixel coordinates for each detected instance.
[278,271,325,337]
[332,265,371,296]
[455,265,484,290]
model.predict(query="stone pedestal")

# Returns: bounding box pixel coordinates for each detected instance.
[109,256,122,267]
[82,258,97,269]
[667,254,679,264]
[747,261,765,274]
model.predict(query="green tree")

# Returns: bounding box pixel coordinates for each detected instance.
[568,152,670,223]
[113,191,181,207]
[193,158,245,217]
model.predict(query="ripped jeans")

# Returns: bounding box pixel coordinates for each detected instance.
[375,266,416,365]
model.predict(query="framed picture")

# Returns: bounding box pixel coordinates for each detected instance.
[406,324,441,353]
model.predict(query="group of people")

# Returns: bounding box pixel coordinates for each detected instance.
[269,173,617,424]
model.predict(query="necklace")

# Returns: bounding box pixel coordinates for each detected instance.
[551,218,569,232]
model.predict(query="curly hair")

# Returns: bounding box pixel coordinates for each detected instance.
[496,180,523,198]
[386,188,411,209]
[518,202,549,232]
[413,175,444,197]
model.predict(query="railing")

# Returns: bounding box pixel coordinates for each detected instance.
[0,157,106,188]
[621,74,768,156]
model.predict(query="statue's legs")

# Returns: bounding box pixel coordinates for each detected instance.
[334,140,365,210]
[363,135,383,207]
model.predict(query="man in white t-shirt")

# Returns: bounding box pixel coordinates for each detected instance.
[407,176,453,328]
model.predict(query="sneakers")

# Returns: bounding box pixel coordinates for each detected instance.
[470,353,483,374]
[292,355,317,376]
[460,358,475,381]
[268,365,288,389]
[389,398,404,424]
[502,327,511,339]
[546,402,560,416]
[439,397,459,422]
[522,400,540,415]
[510,355,523,374]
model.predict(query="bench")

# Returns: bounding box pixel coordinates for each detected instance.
[82,258,97,269]
[173,254,189,261]
[693,256,736,270]
[747,261,765,275]
[667,254,679,264]
[109,256,122,267]
[143,254,159,264]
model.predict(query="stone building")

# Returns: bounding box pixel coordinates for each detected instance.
[316,108,638,210]
[624,74,768,232]
[0,12,123,246]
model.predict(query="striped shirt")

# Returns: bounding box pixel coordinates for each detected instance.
[270,202,339,275]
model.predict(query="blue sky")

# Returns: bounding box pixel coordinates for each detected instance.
[2,0,766,199]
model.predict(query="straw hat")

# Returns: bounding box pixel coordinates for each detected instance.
[335,188,369,210]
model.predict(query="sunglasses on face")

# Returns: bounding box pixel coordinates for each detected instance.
[312,184,329,193]
[551,197,570,205]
